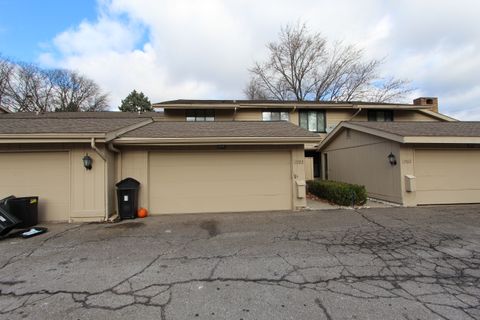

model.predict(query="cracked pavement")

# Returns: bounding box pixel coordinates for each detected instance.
[1,205,480,319]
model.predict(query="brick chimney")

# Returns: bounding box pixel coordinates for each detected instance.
[413,97,438,113]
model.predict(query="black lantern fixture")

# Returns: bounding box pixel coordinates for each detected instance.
[387,152,397,166]
[83,154,93,170]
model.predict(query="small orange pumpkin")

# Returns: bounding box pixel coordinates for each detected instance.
[137,208,148,218]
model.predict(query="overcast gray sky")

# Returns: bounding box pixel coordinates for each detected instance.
[38,0,480,119]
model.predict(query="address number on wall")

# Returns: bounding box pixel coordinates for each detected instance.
[294,160,304,165]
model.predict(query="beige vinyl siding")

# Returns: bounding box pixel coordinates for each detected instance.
[0,151,70,221]
[234,109,262,121]
[148,150,293,214]
[304,157,314,180]
[325,110,360,130]
[118,150,149,209]
[70,147,107,220]
[414,149,480,204]
[394,110,441,121]
[322,130,403,203]
[0,144,112,222]
[163,109,185,121]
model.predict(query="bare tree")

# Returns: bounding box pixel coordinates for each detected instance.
[0,56,14,109]
[244,78,270,100]
[3,63,56,112]
[247,23,412,102]
[0,56,109,112]
[51,69,108,112]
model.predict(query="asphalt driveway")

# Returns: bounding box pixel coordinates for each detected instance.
[1,205,480,319]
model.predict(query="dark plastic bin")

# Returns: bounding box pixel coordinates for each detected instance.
[5,197,39,228]
[116,178,140,219]
[0,198,21,236]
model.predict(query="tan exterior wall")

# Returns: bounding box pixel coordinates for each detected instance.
[394,110,441,121]
[164,109,236,121]
[70,146,108,221]
[0,144,110,222]
[291,146,307,209]
[304,157,314,180]
[164,107,442,127]
[234,109,261,121]
[117,149,149,210]
[322,130,403,203]
[163,109,185,121]
[119,145,306,215]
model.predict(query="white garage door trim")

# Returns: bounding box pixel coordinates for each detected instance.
[414,148,480,205]
[148,149,293,214]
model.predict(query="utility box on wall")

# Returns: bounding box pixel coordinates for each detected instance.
[405,175,416,192]
[296,180,306,199]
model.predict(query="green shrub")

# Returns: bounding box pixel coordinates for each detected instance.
[307,180,367,206]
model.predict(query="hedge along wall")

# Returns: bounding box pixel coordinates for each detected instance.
[307,180,367,206]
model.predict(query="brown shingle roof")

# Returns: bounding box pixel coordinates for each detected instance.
[0,111,162,119]
[0,118,148,134]
[350,121,480,137]
[122,121,319,138]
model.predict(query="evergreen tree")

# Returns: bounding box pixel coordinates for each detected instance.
[118,90,152,112]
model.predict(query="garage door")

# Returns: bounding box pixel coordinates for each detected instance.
[0,152,70,221]
[415,149,480,205]
[149,150,292,214]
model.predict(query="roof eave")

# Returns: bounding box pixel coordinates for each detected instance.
[0,133,106,144]
[156,103,425,110]
[113,136,320,146]
[403,136,480,144]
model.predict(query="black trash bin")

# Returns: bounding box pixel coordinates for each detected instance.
[116,178,140,219]
[0,197,21,236]
[5,196,39,228]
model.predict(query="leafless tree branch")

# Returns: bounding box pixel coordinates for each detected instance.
[245,23,411,103]
[0,56,109,112]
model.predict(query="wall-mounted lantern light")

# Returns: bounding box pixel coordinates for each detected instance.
[83,154,93,170]
[387,152,397,166]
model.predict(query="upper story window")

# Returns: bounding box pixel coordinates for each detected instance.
[368,110,393,122]
[262,111,289,121]
[299,110,326,133]
[186,109,215,122]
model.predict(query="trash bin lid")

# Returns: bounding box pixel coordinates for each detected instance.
[116,177,140,189]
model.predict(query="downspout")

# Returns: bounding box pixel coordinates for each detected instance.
[91,137,106,160]
[233,106,238,120]
[108,143,121,187]
[108,143,120,154]
[90,138,109,221]
[349,107,362,121]
[107,143,121,222]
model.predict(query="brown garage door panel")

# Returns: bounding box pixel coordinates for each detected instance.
[415,149,480,205]
[149,151,292,214]
[0,152,70,221]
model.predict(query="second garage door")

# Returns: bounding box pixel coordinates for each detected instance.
[415,149,480,205]
[0,152,70,221]
[149,150,292,214]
